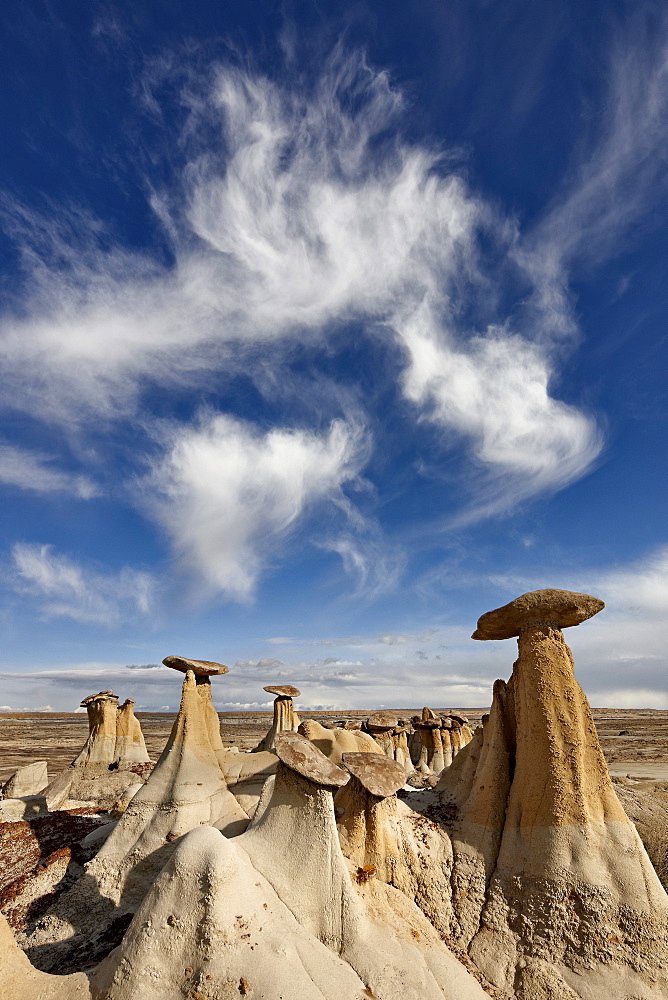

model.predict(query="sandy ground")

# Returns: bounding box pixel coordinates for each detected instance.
[1,707,667,784]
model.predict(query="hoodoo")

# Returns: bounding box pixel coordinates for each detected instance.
[364,711,399,755]
[21,662,249,973]
[240,732,489,999]
[436,588,668,999]
[5,599,668,1000]
[73,691,119,766]
[113,698,149,765]
[41,690,152,811]
[413,717,445,773]
[253,683,301,751]
[336,751,406,883]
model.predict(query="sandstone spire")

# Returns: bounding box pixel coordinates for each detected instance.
[413,717,445,773]
[114,698,149,765]
[22,663,248,972]
[336,751,406,883]
[253,684,301,751]
[73,691,119,766]
[42,689,151,811]
[241,732,490,999]
[436,588,668,999]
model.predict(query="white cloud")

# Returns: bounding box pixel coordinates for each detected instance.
[142,413,368,601]
[0,46,607,519]
[11,543,153,625]
[234,658,284,669]
[399,303,602,518]
[591,545,668,615]
[520,7,668,337]
[321,533,405,599]
[0,442,98,498]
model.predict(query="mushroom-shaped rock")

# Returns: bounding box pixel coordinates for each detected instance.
[413,719,445,774]
[366,711,399,730]
[471,587,604,640]
[447,713,469,726]
[431,591,668,999]
[163,654,228,758]
[364,711,400,760]
[73,690,119,766]
[298,718,381,763]
[240,742,488,1000]
[274,732,349,787]
[342,751,405,797]
[264,683,300,697]
[42,688,152,812]
[253,684,301,752]
[94,798,490,1000]
[162,654,229,675]
[335,753,407,884]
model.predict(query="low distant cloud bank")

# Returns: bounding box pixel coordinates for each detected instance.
[2,543,666,711]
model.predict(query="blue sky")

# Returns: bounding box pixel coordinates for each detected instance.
[0,0,666,712]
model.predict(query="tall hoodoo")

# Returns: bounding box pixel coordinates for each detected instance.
[161,655,229,760]
[94,660,248,902]
[114,698,149,765]
[413,717,445,773]
[336,751,406,883]
[438,589,668,1000]
[364,711,399,757]
[73,691,119,766]
[409,707,441,766]
[253,684,301,751]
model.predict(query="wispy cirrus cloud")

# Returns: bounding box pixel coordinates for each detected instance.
[0,46,605,522]
[520,6,668,338]
[1,17,667,605]
[11,542,154,625]
[0,442,98,498]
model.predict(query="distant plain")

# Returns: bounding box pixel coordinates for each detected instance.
[1,708,667,784]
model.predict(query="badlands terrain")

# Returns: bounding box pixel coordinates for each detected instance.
[2,706,668,780]
[1,589,668,999]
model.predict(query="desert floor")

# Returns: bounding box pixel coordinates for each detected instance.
[1,706,667,785]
